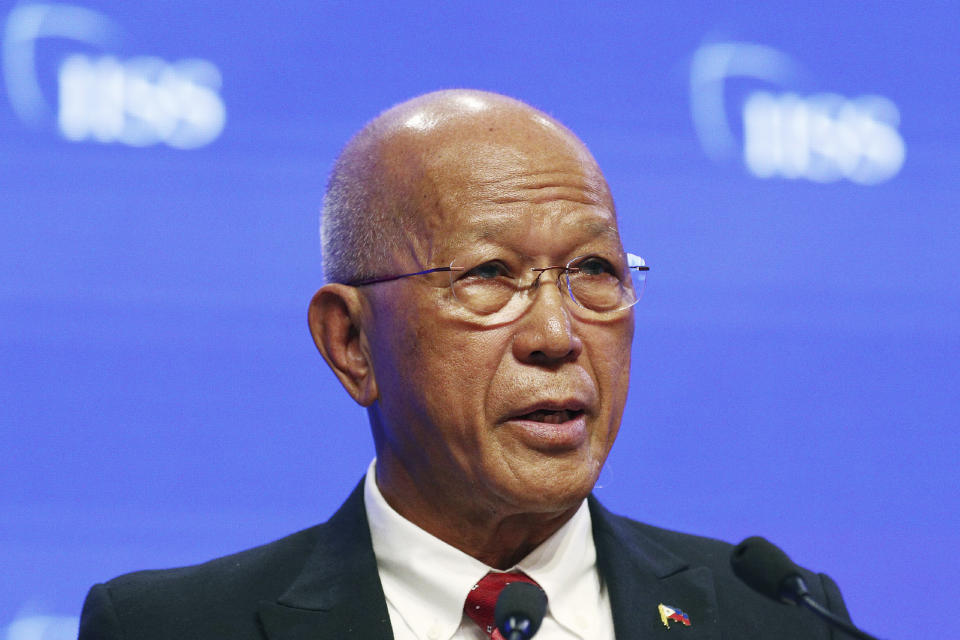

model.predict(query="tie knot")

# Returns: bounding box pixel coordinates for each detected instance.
[464,571,541,639]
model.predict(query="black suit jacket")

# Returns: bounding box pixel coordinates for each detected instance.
[79,481,850,639]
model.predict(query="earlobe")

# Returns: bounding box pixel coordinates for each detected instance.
[308,284,379,406]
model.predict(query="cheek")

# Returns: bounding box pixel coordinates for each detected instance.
[589,321,634,407]
[401,321,507,425]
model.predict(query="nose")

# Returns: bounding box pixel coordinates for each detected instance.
[511,277,583,366]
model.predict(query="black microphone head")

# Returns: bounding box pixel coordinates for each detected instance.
[731,536,806,604]
[494,581,548,640]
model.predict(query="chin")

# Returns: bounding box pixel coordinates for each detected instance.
[498,458,601,515]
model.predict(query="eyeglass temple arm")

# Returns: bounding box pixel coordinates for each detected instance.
[347,265,464,287]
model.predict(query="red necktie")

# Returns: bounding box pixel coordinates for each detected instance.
[463,571,542,639]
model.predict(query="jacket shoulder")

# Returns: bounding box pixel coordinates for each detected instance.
[82,524,325,639]
[109,522,323,598]
[589,497,851,636]
[82,482,371,640]
[593,499,836,589]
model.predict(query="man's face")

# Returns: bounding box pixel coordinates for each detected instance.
[364,122,634,521]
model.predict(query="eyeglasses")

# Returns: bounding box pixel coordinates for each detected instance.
[346,253,649,323]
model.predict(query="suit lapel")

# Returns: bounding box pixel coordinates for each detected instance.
[258,481,394,640]
[257,484,721,639]
[590,498,721,639]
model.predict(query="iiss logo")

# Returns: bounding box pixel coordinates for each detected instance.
[2,3,225,148]
[690,41,905,185]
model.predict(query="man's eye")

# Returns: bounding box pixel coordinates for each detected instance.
[576,257,616,277]
[464,262,511,280]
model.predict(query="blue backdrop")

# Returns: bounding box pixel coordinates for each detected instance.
[2,2,958,639]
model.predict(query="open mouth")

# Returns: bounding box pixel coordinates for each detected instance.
[514,409,585,424]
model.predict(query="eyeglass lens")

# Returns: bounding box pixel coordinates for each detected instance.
[448,255,646,319]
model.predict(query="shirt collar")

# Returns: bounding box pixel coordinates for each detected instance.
[514,494,600,637]
[364,459,600,639]
[365,460,489,639]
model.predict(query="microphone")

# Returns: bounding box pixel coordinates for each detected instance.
[494,581,548,640]
[731,536,885,640]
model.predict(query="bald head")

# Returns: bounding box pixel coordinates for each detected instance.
[321,90,613,283]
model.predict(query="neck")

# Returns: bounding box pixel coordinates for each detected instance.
[375,460,582,569]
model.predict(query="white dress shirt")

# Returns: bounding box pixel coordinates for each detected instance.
[364,460,616,640]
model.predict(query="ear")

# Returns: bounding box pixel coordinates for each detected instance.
[308,284,379,406]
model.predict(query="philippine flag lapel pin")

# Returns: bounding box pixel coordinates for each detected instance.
[658,603,692,629]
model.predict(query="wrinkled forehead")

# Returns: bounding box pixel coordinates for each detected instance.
[412,143,618,259]
[418,129,610,207]
[423,138,611,205]
[442,211,623,258]
[368,93,619,258]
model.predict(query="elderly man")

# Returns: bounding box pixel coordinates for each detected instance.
[79,90,850,639]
